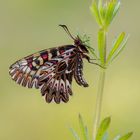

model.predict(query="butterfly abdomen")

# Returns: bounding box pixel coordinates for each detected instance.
[74,54,89,87]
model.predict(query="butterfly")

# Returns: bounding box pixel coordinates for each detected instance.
[9,25,99,104]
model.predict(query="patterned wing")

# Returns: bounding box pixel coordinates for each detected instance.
[39,52,89,103]
[9,45,89,103]
[39,53,76,103]
[9,45,76,89]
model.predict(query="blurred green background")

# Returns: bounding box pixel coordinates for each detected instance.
[0,0,139,139]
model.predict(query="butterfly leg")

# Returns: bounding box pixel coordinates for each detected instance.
[82,54,105,69]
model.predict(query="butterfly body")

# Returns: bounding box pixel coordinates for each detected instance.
[9,25,92,104]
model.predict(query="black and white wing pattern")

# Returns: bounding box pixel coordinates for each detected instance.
[9,45,88,103]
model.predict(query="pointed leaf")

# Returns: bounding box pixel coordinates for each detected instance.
[105,0,117,27]
[119,132,133,140]
[85,126,90,140]
[102,132,109,140]
[110,35,129,63]
[113,135,121,140]
[69,127,80,140]
[98,0,106,24]
[112,1,121,20]
[96,117,111,140]
[100,6,107,24]
[106,32,125,64]
[79,114,89,140]
[90,1,102,26]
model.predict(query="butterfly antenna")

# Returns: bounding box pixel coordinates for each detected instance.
[59,24,75,40]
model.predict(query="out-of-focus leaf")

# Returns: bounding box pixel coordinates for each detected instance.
[69,127,80,140]
[112,1,121,20]
[85,126,90,140]
[79,114,89,140]
[119,132,133,140]
[90,1,102,26]
[106,32,125,64]
[102,132,108,140]
[96,117,111,140]
[113,135,121,140]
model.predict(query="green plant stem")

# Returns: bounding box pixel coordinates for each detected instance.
[93,27,107,140]
[93,68,106,140]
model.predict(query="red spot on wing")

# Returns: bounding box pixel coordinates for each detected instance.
[60,50,65,54]
[42,54,48,60]
[29,63,33,69]
[26,57,33,63]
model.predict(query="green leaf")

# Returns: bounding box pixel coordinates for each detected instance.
[98,29,106,65]
[90,1,102,26]
[119,132,133,140]
[109,34,129,63]
[105,0,117,27]
[98,0,106,25]
[96,117,111,140]
[106,32,125,64]
[112,1,121,20]
[69,127,80,140]
[100,6,107,24]
[102,132,108,140]
[79,114,89,140]
[113,135,121,140]
[85,126,90,140]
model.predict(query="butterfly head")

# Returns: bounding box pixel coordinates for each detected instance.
[59,24,90,53]
[74,35,90,53]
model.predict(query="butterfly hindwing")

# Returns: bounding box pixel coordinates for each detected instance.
[39,54,76,103]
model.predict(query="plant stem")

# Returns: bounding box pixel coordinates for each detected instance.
[93,69,106,140]
[93,29,107,140]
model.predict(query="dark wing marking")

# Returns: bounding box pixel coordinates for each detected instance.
[9,45,89,103]
[9,45,76,89]
[39,51,77,103]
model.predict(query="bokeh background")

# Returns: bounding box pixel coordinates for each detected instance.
[0,0,139,139]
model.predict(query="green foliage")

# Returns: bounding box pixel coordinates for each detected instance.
[89,0,128,67]
[70,114,90,140]
[96,117,111,140]
[70,1,132,140]
[113,132,133,140]
[70,116,133,140]
[79,114,90,140]
[70,127,80,140]
[118,132,133,140]
[106,33,129,65]
[90,1,102,27]
[90,0,121,29]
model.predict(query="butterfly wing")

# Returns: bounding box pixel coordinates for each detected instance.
[39,52,89,103]
[39,54,76,103]
[9,45,75,88]
[9,45,89,103]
